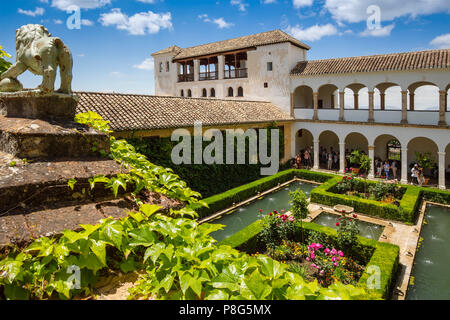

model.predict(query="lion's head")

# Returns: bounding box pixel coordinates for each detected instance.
[16,24,51,56]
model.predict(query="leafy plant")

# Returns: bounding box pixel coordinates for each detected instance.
[336,213,359,251]
[258,211,296,250]
[0,45,12,75]
[414,152,436,170]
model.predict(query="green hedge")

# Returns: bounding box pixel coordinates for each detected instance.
[220,219,400,299]
[421,187,450,205]
[192,169,335,219]
[310,178,421,224]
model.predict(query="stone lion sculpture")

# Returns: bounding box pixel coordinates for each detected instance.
[0,24,73,94]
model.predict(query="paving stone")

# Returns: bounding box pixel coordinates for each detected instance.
[24,202,105,239]
[0,214,32,247]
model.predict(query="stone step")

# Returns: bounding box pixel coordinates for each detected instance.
[0,190,184,249]
[0,116,110,159]
[0,158,129,214]
[0,198,137,248]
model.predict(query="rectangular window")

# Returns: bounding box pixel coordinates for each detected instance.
[166,61,170,72]
[267,62,273,71]
[264,82,269,88]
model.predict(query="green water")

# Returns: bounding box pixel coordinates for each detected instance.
[210,181,317,242]
[406,205,450,300]
[312,212,384,241]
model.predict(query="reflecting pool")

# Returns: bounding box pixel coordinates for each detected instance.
[407,204,450,300]
[312,212,384,240]
[210,181,317,242]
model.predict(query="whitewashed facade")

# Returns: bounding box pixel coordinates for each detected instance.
[153,30,450,189]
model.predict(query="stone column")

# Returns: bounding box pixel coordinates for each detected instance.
[339,142,346,173]
[439,90,447,126]
[290,92,295,117]
[218,55,225,80]
[368,91,375,122]
[401,91,408,124]
[380,91,386,110]
[194,59,200,82]
[313,92,319,120]
[438,152,446,190]
[339,91,345,121]
[354,93,359,110]
[401,148,408,184]
[409,92,415,111]
[368,146,375,179]
[313,140,320,170]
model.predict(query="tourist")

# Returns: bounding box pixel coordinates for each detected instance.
[333,153,339,170]
[304,150,310,168]
[411,164,419,185]
[296,154,302,169]
[392,160,398,180]
[376,160,383,178]
[384,160,391,180]
[418,169,425,187]
[327,152,333,170]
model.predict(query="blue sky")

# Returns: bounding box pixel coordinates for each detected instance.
[1,0,449,95]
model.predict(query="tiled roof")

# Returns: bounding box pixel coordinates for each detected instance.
[152,45,182,56]
[291,49,450,76]
[159,30,310,61]
[75,92,293,132]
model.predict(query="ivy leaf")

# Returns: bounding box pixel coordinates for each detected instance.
[4,284,30,300]
[205,289,229,300]
[100,220,124,248]
[90,240,107,266]
[128,227,157,247]
[68,179,77,191]
[144,243,166,263]
[140,204,161,218]
[241,270,272,300]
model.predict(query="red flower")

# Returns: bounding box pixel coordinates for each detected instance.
[259,209,263,213]
[353,214,358,218]
[336,222,340,227]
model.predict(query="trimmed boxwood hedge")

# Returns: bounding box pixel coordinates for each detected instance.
[219,219,400,300]
[191,169,335,219]
[310,178,422,224]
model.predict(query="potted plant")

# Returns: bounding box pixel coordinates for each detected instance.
[348,150,371,175]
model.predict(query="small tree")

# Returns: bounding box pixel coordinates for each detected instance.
[415,152,435,171]
[289,189,309,250]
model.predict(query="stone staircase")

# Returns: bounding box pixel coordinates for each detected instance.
[0,92,180,249]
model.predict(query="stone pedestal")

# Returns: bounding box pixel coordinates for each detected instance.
[0,91,110,160]
[0,91,78,121]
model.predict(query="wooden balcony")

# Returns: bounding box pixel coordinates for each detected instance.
[199,71,218,81]
[178,74,194,82]
[224,68,248,79]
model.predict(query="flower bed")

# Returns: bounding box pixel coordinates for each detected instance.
[220,217,400,299]
[311,176,420,224]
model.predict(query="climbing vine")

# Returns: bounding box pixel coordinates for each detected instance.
[0,112,374,300]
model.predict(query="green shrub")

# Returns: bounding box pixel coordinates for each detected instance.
[221,219,399,299]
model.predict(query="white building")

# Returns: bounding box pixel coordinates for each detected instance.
[153,29,450,190]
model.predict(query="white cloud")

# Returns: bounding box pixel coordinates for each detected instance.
[359,23,395,37]
[324,0,450,23]
[263,0,277,3]
[53,19,63,24]
[231,0,248,12]
[18,7,45,17]
[99,8,172,35]
[213,18,234,29]
[81,19,94,26]
[293,0,313,8]
[286,24,338,41]
[430,33,450,49]
[133,57,154,71]
[137,0,156,3]
[51,0,111,10]
[199,14,234,29]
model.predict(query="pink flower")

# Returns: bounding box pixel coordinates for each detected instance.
[324,248,331,255]
[306,257,310,262]
[259,209,263,213]
[331,256,336,262]
[320,270,325,276]
[331,249,337,256]
[269,212,273,216]
[338,251,344,257]
[310,253,315,260]
[281,210,285,213]
[333,263,338,267]
[353,214,358,218]
[288,216,294,222]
